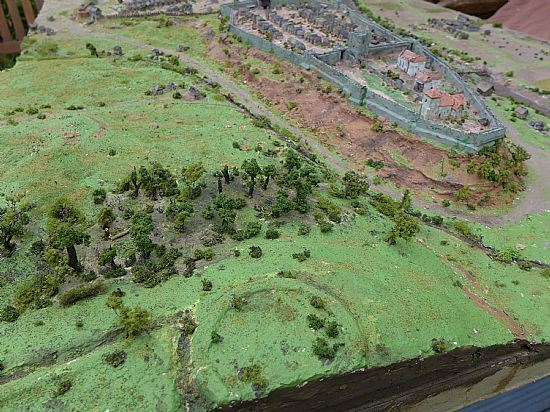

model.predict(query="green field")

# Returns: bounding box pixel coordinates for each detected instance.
[0,9,549,411]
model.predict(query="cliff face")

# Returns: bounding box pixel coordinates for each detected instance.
[426,0,509,18]
[489,0,550,41]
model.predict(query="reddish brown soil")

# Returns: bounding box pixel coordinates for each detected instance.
[416,239,526,339]
[202,32,523,207]
[490,0,550,41]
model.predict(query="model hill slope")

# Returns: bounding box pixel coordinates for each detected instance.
[490,0,550,41]
[0,3,549,410]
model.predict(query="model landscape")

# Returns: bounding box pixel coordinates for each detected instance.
[0,0,549,410]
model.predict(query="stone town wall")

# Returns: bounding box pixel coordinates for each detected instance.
[220,1,505,152]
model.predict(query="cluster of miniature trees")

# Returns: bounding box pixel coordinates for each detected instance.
[0,147,423,327]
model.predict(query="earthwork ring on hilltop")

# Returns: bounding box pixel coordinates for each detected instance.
[188,274,371,405]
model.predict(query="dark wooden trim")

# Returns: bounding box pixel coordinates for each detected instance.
[5,0,26,41]
[0,40,21,54]
[21,0,36,25]
[0,4,13,42]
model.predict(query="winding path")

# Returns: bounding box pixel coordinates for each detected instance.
[39,3,549,227]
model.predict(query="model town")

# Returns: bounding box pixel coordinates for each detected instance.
[0,0,549,410]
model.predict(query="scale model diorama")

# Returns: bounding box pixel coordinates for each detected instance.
[0,0,549,410]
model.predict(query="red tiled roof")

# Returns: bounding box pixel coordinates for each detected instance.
[400,49,427,63]
[415,70,442,83]
[452,93,467,110]
[424,88,443,99]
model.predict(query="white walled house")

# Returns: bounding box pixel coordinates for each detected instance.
[397,50,427,77]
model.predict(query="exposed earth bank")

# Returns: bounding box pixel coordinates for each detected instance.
[425,0,507,18]
[489,0,550,41]
[221,340,550,411]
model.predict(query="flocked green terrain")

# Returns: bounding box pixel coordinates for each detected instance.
[0,3,549,411]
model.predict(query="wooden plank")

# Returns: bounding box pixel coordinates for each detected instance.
[21,0,36,24]
[0,4,14,42]
[0,40,21,54]
[5,0,26,41]
[35,0,44,11]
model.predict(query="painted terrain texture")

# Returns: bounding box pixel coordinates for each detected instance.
[0,1,549,410]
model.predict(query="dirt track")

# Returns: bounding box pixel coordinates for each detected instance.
[40,2,549,229]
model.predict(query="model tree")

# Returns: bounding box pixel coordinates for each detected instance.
[261,164,277,190]
[342,171,369,198]
[181,162,206,199]
[400,189,412,212]
[129,166,143,198]
[0,194,30,252]
[118,305,151,338]
[140,161,178,200]
[47,198,90,271]
[222,165,231,184]
[241,159,262,197]
[98,246,118,271]
[385,211,420,245]
[97,207,116,238]
[130,211,155,260]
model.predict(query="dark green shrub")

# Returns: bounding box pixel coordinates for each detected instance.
[182,315,197,336]
[239,364,268,391]
[312,337,337,360]
[325,321,339,338]
[292,248,310,262]
[495,247,521,263]
[317,198,342,223]
[58,281,106,307]
[265,228,280,239]
[201,278,213,291]
[366,159,384,170]
[54,380,72,397]
[103,350,127,367]
[309,296,325,309]
[233,221,262,241]
[298,224,311,236]
[92,188,107,204]
[122,208,134,220]
[132,265,157,287]
[518,260,532,271]
[104,267,126,279]
[277,270,295,278]
[202,206,215,220]
[211,331,223,343]
[194,248,214,261]
[249,246,262,258]
[0,305,19,323]
[442,199,450,207]
[307,313,325,330]
[231,294,247,310]
[431,338,450,353]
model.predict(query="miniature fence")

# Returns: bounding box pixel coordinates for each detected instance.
[221,0,505,151]
[0,0,43,54]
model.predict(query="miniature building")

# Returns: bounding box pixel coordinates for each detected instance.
[397,50,427,77]
[476,81,494,96]
[529,120,546,132]
[347,31,371,61]
[414,70,442,92]
[514,106,529,119]
[420,88,466,121]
